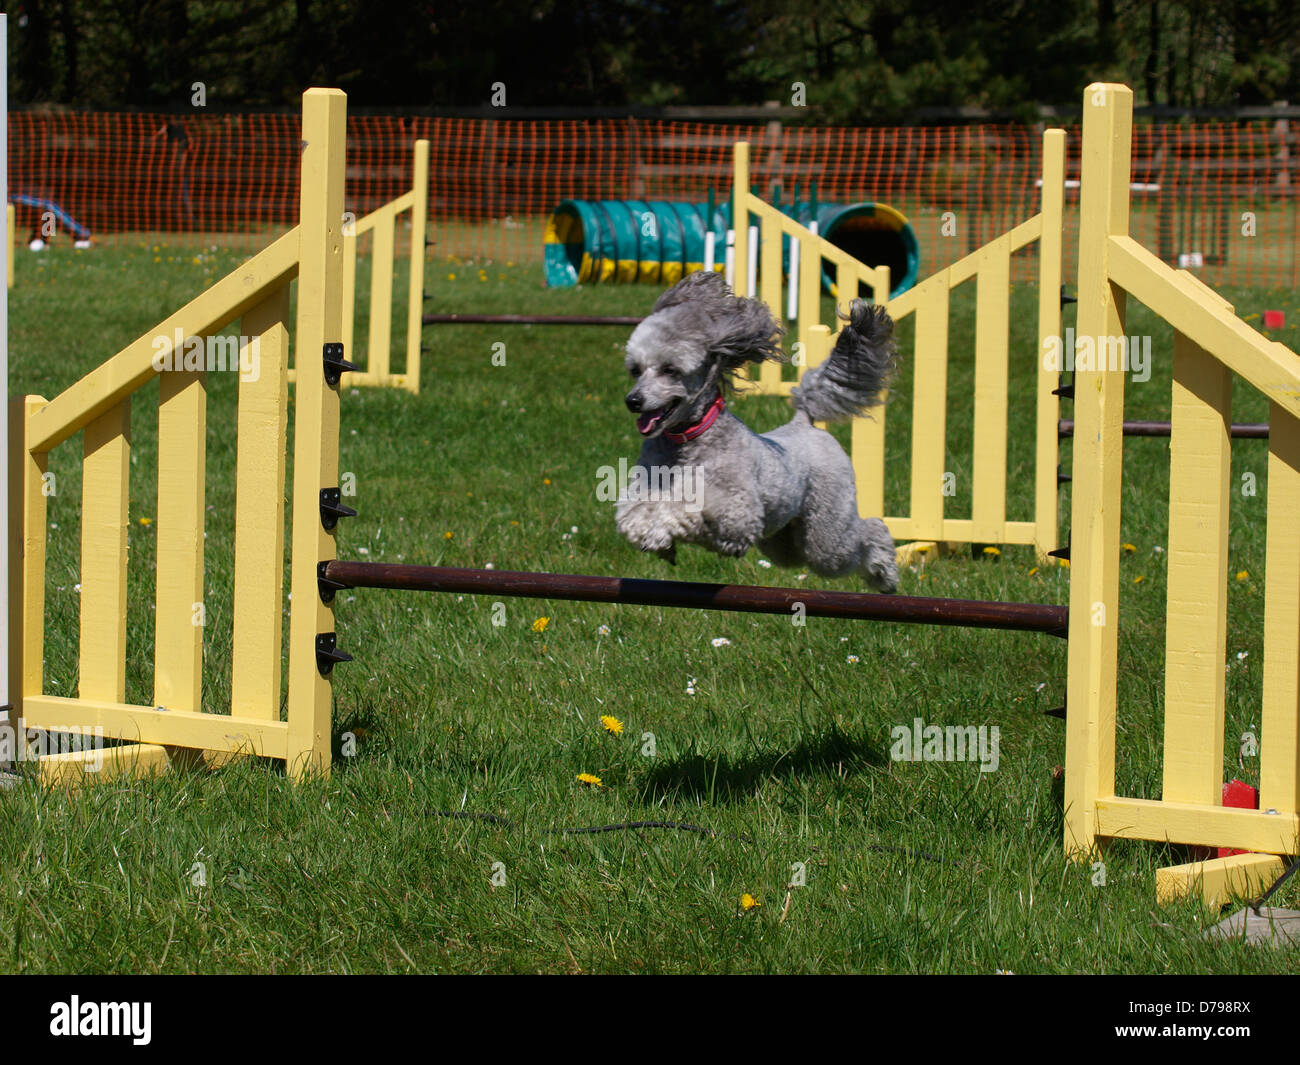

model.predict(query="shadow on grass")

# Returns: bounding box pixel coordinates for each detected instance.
[635,725,887,804]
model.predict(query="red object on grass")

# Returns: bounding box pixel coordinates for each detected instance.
[1218,779,1259,858]
[1263,310,1285,329]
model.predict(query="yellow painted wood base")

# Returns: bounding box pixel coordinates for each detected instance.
[38,743,171,788]
[1156,853,1285,909]
[895,541,956,569]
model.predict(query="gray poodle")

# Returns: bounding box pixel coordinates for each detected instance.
[615,271,899,592]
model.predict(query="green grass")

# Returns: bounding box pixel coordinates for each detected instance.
[2,237,1300,973]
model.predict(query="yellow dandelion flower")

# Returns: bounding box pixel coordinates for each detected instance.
[543,477,551,485]
[444,531,453,539]
[741,893,760,911]
[532,616,550,633]
[983,546,1001,556]
[1122,543,1136,553]
[447,273,456,280]
[1133,575,1145,583]
[576,772,602,787]
[138,517,152,526]
[1236,570,1250,581]
[1028,567,1038,577]
[1060,559,1070,568]
[600,715,624,735]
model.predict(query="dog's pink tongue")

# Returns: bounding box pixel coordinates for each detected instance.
[637,411,661,435]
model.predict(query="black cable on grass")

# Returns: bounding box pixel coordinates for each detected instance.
[432,810,750,842]
[431,810,956,864]
[1251,853,1300,912]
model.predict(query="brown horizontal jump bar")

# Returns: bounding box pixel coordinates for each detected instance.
[1058,419,1268,439]
[322,561,1069,638]
[422,313,645,326]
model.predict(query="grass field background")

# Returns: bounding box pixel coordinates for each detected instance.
[2,235,1300,973]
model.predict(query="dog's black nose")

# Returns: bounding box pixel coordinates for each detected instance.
[625,392,642,413]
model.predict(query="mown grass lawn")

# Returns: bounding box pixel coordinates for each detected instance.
[2,235,1299,973]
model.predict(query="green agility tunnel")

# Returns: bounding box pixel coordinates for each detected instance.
[543,200,919,298]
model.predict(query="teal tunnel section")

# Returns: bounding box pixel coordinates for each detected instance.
[543,200,919,298]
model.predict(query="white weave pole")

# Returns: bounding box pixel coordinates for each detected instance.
[746,224,758,296]
[1,14,10,721]
[787,236,799,321]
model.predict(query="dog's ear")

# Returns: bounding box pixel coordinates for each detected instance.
[651,269,731,314]
[707,295,785,371]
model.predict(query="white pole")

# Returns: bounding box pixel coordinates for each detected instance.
[0,14,10,723]
[746,224,758,296]
[787,237,800,321]
[703,230,715,273]
[724,229,734,288]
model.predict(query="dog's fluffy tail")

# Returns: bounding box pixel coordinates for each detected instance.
[789,300,897,422]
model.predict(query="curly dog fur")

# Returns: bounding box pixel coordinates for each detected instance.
[615,272,899,592]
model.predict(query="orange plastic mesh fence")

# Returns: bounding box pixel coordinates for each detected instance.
[9,112,1298,288]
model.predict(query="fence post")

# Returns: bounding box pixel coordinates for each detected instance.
[1064,83,1132,860]
[1034,129,1065,559]
[286,88,348,780]
[405,139,429,394]
[732,142,749,298]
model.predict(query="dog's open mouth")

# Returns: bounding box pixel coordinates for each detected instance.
[636,401,679,436]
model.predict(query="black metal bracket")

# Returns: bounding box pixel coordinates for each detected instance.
[1052,384,1075,399]
[318,560,348,604]
[319,487,357,531]
[316,632,353,676]
[1048,538,1070,562]
[1060,285,1077,308]
[323,342,360,386]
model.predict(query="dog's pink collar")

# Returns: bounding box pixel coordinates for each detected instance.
[664,393,726,444]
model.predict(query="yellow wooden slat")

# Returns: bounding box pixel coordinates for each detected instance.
[852,349,887,521]
[39,744,171,787]
[405,139,429,394]
[1034,129,1066,559]
[971,233,1011,542]
[24,695,288,758]
[231,287,291,721]
[883,518,1038,544]
[757,210,785,392]
[796,229,821,379]
[732,145,749,298]
[285,88,347,779]
[353,192,415,236]
[946,215,1041,287]
[1108,235,1300,424]
[367,211,396,381]
[1063,83,1132,860]
[153,368,206,712]
[1156,853,1285,908]
[759,210,782,323]
[1097,796,1298,854]
[907,274,950,540]
[29,228,300,454]
[1161,331,1231,806]
[79,401,130,704]
[341,227,357,373]
[1261,404,1300,814]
